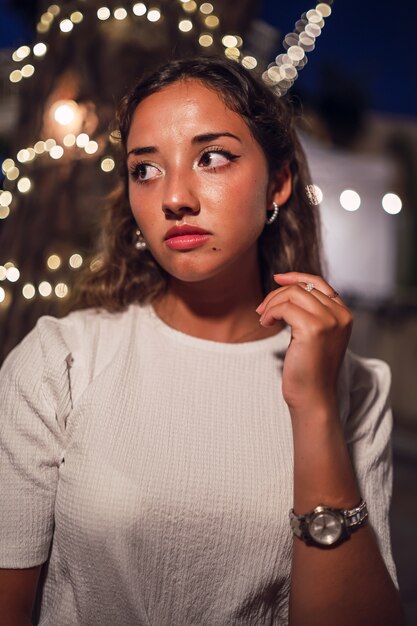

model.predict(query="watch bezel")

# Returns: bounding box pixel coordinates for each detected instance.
[306,506,346,546]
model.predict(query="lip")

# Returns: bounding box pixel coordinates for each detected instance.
[164,224,212,240]
[164,224,213,250]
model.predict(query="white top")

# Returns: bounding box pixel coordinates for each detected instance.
[0,304,397,625]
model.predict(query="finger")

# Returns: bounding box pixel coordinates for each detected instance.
[259,284,338,326]
[273,272,346,308]
[259,300,318,329]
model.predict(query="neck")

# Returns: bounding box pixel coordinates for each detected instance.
[153,254,284,343]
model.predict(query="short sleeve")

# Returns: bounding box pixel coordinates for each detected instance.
[344,352,398,587]
[0,319,70,568]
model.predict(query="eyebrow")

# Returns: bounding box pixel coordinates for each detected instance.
[127,132,241,158]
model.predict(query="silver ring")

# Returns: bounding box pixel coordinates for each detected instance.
[304,283,314,293]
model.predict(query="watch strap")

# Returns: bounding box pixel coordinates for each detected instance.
[289,499,368,544]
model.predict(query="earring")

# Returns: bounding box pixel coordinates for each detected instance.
[265,201,279,225]
[135,228,147,251]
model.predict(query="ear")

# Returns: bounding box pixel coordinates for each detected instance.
[268,164,292,207]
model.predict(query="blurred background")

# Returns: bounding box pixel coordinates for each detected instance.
[0,0,416,622]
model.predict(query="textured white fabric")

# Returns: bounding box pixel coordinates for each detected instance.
[0,304,398,625]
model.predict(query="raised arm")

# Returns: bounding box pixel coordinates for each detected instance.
[257,271,405,626]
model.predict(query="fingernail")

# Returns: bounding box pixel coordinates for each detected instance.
[255,302,265,314]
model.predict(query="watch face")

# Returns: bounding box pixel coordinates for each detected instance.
[308,511,343,546]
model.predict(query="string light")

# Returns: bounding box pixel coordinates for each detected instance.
[114,8,128,20]
[0,207,10,220]
[97,7,111,20]
[0,266,7,280]
[133,3,147,16]
[382,193,402,215]
[69,253,83,268]
[179,19,193,32]
[199,34,213,47]
[49,145,64,159]
[70,11,83,24]
[85,140,99,154]
[199,3,213,14]
[22,284,36,299]
[6,267,20,282]
[47,254,61,270]
[17,177,32,193]
[340,189,361,212]
[0,287,5,303]
[39,281,52,297]
[182,1,197,13]
[147,9,161,22]
[55,282,69,298]
[76,133,89,148]
[33,42,47,57]
[101,157,115,172]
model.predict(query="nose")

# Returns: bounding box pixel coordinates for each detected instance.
[162,170,200,219]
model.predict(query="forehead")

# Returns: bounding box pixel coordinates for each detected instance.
[126,80,253,148]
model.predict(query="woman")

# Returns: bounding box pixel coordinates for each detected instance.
[0,57,404,625]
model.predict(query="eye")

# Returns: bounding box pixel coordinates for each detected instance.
[129,162,162,183]
[198,149,239,170]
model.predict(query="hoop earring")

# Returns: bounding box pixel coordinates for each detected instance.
[135,228,147,251]
[265,201,279,225]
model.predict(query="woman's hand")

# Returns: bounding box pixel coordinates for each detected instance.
[256,271,353,416]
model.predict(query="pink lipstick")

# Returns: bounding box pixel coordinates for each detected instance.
[164,225,212,250]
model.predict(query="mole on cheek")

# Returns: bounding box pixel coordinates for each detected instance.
[212,247,222,252]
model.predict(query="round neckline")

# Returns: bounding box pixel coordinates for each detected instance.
[140,303,291,354]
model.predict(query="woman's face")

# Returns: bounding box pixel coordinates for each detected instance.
[126,79,286,283]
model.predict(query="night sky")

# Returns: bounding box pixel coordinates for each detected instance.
[1,0,416,117]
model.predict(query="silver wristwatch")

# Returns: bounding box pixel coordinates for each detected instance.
[289,499,368,547]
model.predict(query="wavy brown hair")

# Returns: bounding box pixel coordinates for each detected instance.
[72,56,323,311]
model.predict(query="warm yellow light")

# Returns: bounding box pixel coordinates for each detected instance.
[114,7,128,20]
[147,8,161,22]
[70,11,83,23]
[182,1,197,12]
[204,15,219,28]
[63,133,76,147]
[89,256,103,272]
[34,141,46,154]
[85,140,98,154]
[241,56,257,69]
[0,191,12,206]
[52,100,78,125]
[316,3,332,17]
[47,254,61,270]
[101,157,115,172]
[59,19,73,32]
[222,35,238,47]
[179,19,193,32]
[2,158,15,172]
[0,207,10,219]
[340,189,361,211]
[15,45,31,60]
[33,42,48,57]
[17,149,30,163]
[22,283,36,299]
[133,3,147,16]
[6,166,19,180]
[49,145,64,159]
[39,281,52,297]
[0,287,5,303]
[225,47,240,60]
[76,133,89,148]
[45,138,57,150]
[6,267,20,282]
[55,283,69,298]
[199,34,213,47]
[37,23,49,34]
[0,266,6,280]
[48,4,60,15]
[17,177,32,193]
[9,70,22,83]
[97,7,111,20]
[382,193,402,215]
[69,253,83,269]
[27,148,36,161]
[200,3,213,14]
[21,64,35,78]
[41,12,54,25]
